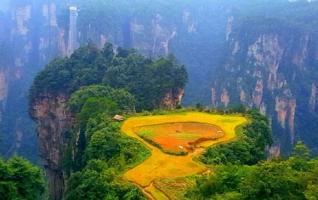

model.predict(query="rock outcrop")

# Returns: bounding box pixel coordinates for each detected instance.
[212,15,318,154]
[0,69,8,122]
[0,1,70,160]
[160,89,184,109]
[30,93,72,200]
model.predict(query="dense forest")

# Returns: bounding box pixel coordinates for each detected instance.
[188,142,318,200]
[0,157,45,199]
[30,43,187,111]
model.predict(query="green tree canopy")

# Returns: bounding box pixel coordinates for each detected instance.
[68,85,135,114]
[188,143,318,200]
[0,157,45,200]
[201,109,273,165]
[30,43,187,111]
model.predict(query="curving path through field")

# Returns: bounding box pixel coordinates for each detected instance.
[121,112,247,200]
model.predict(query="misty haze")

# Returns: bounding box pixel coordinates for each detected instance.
[0,0,318,200]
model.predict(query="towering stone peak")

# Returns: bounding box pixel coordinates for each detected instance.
[67,6,78,57]
[212,15,318,154]
[30,93,72,200]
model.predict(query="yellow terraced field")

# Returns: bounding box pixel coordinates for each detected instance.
[121,112,247,199]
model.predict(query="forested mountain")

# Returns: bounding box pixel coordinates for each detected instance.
[0,0,318,199]
[29,44,275,198]
[29,44,187,199]
[0,0,316,161]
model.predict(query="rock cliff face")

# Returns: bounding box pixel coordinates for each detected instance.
[0,2,73,198]
[30,93,72,200]
[160,89,184,109]
[212,16,318,154]
[0,1,71,159]
[0,69,8,122]
[129,14,177,57]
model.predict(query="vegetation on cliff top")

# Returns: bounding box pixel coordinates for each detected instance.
[29,43,188,199]
[30,43,187,111]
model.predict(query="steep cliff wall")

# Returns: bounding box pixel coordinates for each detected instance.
[30,93,72,200]
[212,16,318,154]
[0,1,69,160]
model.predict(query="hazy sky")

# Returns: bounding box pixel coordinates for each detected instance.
[0,0,9,11]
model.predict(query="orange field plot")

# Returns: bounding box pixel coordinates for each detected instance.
[121,112,247,200]
[135,122,225,155]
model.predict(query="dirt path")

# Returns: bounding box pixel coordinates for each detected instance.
[121,112,247,199]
